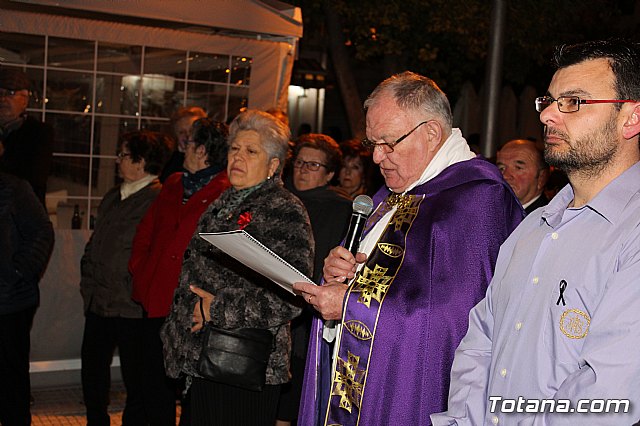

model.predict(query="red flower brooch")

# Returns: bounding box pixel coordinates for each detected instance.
[237,211,252,230]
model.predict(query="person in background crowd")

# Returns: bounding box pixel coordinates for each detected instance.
[160,106,207,181]
[80,130,172,426]
[496,138,550,214]
[129,119,231,425]
[433,38,640,425]
[336,138,379,198]
[0,67,53,206]
[277,133,352,426]
[0,172,53,426]
[294,71,523,426]
[161,110,313,426]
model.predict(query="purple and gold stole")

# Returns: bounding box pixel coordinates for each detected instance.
[324,193,425,426]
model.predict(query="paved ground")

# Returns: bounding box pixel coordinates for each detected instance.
[31,383,125,426]
[26,382,183,425]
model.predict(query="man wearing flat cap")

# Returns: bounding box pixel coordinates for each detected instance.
[0,67,53,205]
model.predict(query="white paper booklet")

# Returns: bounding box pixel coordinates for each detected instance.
[199,230,314,294]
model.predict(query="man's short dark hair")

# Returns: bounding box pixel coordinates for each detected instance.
[552,39,640,103]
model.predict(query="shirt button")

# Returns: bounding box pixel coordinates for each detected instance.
[515,322,522,331]
[500,368,507,377]
[551,232,559,240]
[492,416,499,424]
[532,276,539,285]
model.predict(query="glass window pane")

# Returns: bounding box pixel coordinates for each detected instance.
[140,74,180,118]
[230,56,252,86]
[48,37,95,71]
[189,52,230,84]
[49,155,90,198]
[46,112,92,155]
[46,70,94,113]
[140,119,171,134]
[162,80,187,112]
[91,156,119,199]
[186,82,228,120]
[97,73,139,116]
[97,42,142,74]
[228,86,250,120]
[93,116,138,158]
[7,35,252,212]
[144,47,186,77]
[26,67,45,109]
[0,32,46,66]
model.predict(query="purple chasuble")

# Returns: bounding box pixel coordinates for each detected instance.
[298,157,523,425]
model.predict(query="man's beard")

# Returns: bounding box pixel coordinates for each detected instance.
[544,113,618,178]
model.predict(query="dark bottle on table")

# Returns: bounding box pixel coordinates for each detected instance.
[72,204,82,229]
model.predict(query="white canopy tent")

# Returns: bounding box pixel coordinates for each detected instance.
[0,0,303,109]
[0,0,303,383]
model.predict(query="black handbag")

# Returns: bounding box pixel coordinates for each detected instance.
[196,298,274,391]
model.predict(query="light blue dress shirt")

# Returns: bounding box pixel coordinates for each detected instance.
[432,162,640,425]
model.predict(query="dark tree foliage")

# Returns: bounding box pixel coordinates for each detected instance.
[293,0,635,99]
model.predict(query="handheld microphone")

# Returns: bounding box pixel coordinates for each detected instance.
[324,195,374,328]
[343,194,375,256]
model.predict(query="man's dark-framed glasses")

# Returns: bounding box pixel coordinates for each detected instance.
[362,120,429,153]
[293,159,328,171]
[535,95,637,113]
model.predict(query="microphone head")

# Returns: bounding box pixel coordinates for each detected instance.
[353,194,374,216]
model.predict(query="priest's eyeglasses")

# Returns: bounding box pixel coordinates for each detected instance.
[535,95,637,113]
[362,120,429,153]
[293,159,328,171]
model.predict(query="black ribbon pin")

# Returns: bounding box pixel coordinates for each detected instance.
[556,280,567,306]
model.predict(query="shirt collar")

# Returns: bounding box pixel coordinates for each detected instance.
[120,174,157,200]
[542,161,640,227]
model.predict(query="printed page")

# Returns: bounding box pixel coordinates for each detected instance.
[199,230,314,294]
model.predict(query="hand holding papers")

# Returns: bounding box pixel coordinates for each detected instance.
[199,230,314,295]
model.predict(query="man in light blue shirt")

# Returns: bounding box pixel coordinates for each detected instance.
[432,39,640,425]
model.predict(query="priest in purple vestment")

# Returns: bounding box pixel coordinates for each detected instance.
[293,71,524,426]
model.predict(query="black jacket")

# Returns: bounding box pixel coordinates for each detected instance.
[80,180,162,318]
[0,173,54,314]
[287,184,352,283]
[524,193,550,215]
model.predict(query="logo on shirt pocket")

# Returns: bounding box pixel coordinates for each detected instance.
[559,308,590,339]
[543,282,588,365]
